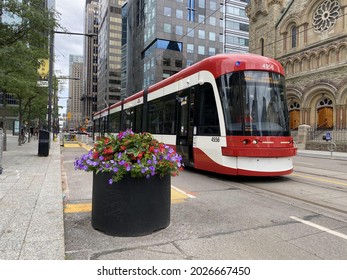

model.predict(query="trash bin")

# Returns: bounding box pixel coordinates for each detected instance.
[38,129,50,157]
[0,128,3,174]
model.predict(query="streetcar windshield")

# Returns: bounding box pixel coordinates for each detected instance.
[217,71,290,136]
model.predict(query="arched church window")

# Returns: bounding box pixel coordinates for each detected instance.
[260,38,264,56]
[317,97,333,108]
[291,26,297,48]
[313,0,341,33]
[289,101,300,111]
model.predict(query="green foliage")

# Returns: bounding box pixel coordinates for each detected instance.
[0,0,61,130]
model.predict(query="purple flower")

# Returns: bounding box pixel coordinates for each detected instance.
[108,178,113,184]
[74,129,183,182]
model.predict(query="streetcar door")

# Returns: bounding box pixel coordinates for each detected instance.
[176,88,194,166]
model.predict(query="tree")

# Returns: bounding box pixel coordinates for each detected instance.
[0,0,60,147]
[0,0,57,48]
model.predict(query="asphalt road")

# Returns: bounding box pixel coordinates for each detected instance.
[62,145,347,260]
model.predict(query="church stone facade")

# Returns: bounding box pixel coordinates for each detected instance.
[246,0,347,130]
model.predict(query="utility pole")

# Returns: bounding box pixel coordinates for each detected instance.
[47,25,54,133]
[47,31,97,134]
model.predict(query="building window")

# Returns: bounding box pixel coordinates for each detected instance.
[260,38,264,56]
[188,0,195,22]
[209,16,216,26]
[164,7,171,17]
[291,26,297,48]
[313,0,341,32]
[198,30,205,39]
[209,32,216,41]
[187,44,194,53]
[176,9,183,19]
[164,23,171,33]
[208,47,216,56]
[163,58,171,66]
[187,27,194,37]
[176,25,183,35]
[175,59,183,67]
[198,45,205,55]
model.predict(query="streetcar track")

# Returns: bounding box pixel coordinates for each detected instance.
[290,172,347,192]
[231,179,347,216]
[201,171,347,216]
[293,169,347,183]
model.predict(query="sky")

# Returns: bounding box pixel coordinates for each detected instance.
[54,0,85,113]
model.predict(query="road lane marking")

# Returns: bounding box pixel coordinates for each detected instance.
[290,173,347,187]
[64,143,80,148]
[290,216,347,240]
[64,203,91,213]
[171,185,196,199]
[64,186,193,213]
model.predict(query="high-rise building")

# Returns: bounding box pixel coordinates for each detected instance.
[223,0,249,53]
[122,0,249,97]
[97,0,123,111]
[67,55,84,130]
[124,0,223,96]
[82,0,99,127]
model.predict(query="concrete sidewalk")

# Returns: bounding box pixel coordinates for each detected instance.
[297,148,347,160]
[0,134,64,260]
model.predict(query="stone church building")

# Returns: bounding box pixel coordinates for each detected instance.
[246,0,347,131]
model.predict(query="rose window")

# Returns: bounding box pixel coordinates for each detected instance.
[313,0,341,32]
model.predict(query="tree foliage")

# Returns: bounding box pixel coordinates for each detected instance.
[0,0,60,145]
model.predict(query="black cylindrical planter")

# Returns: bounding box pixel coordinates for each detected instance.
[92,172,171,237]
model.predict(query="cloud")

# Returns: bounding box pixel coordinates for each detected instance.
[54,0,84,75]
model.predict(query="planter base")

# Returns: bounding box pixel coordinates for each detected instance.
[92,173,171,237]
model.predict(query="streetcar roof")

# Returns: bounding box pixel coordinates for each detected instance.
[94,54,284,117]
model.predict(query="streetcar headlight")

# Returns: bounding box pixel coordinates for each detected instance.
[252,140,258,144]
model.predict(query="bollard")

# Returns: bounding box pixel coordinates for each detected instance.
[0,128,3,174]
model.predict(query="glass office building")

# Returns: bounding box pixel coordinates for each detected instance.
[122,0,249,96]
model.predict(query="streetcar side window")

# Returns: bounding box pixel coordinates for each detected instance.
[109,112,120,132]
[134,105,143,133]
[147,95,176,134]
[124,108,135,131]
[196,83,220,136]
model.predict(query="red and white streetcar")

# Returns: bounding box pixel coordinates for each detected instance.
[93,53,297,176]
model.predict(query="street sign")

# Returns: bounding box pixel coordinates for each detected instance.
[325,132,331,141]
[37,80,49,87]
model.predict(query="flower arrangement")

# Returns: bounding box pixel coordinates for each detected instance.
[74,129,183,184]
